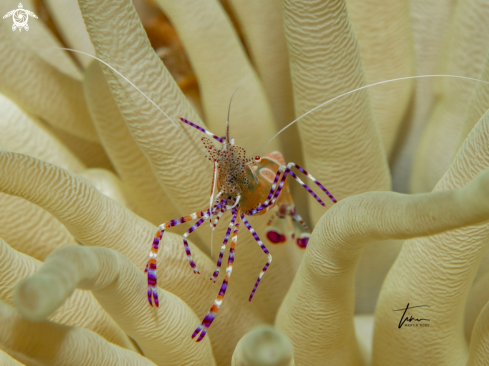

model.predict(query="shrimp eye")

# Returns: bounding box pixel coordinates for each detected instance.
[254,156,261,163]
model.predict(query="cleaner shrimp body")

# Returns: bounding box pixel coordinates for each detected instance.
[146,117,337,342]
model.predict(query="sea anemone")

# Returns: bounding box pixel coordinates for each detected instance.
[1,0,489,365]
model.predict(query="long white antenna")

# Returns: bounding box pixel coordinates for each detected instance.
[36,47,207,156]
[253,74,489,156]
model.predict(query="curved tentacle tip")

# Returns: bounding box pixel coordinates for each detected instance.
[14,275,61,321]
[233,325,294,365]
[296,233,310,249]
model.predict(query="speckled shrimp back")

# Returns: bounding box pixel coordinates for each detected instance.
[146,117,337,342]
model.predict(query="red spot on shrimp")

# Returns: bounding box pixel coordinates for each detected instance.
[266,230,286,244]
[296,234,310,249]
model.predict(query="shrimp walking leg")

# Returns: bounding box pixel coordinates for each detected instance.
[241,215,272,302]
[287,163,337,204]
[250,167,289,215]
[252,163,337,216]
[211,202,226,229]
[211,210,238,282]
[193,210,240,342]
[146,208,210,307]
[183,214,211,274]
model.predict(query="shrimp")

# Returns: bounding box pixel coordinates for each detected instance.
[146,114,337,342]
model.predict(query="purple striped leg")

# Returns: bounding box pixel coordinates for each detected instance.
[288,163,337,203]
[241,215,272,302]
[251,162,337,216]
[287,169,325,206]
[211,210,238,282]
[183,213,211,274]
[264,166,286,202]
[146,208,210,307]
[209,196,224,228]
[193,211,240,342]
[250,167,290,215]
[180,117,225,143]
[211,199,227,228]
[266,165,326,207]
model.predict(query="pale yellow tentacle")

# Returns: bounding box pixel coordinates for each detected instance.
[282,0,390,225]
[277,168,489,366]
[155,0,278,153]
[458,51,489,148]
[283,0,394,316]
[467,300,489,366]
[464,271,489,342]
[0,349,25,366]
[80,168,141,214]
[83,61,179,225]
[77,0,209,217]
[0,237,135,351]
[227,0,310,221]
[0,194,76,260]
[0,151,262,366]
[228,0,297,161]
[0,301,155,366]
[391,0,455,193]
[411,0,489,193]
[374,110,489,365]
[15,245,216,366]
[0,22,98,143]
[0,0,82,79]
[44,0,95,68]
[0,93,82,259]
[231,325,295,366]
[0,92,86,173]
[42,124,115,170]
[347,0,415,156]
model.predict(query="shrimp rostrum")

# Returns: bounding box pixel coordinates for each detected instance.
[146,116,337,342]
